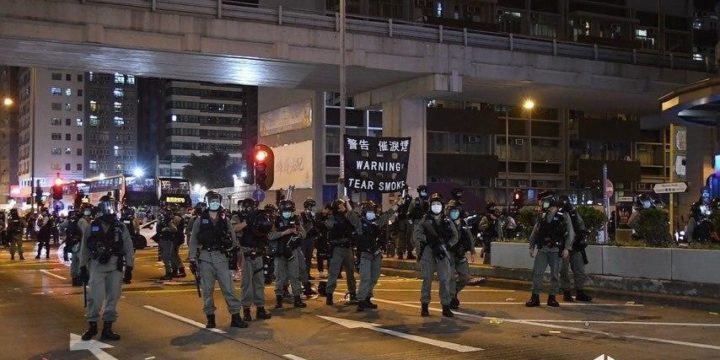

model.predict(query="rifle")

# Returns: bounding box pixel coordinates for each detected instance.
[421,218,449,260]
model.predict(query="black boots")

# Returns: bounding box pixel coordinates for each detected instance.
[243,308,252,322]
[256,307,272,320]
[450,297,460,310]
[176,267,187,278]
[365,297,378,309]
[575,290,593,302]
[326,294,334,306]
[346,292,358,305]
[547,295,560,307]
[160,272,173,281]
[406,252,416,260]
[275,295,283,309]
[357,299,375,312]
[101,321,120,341]
[421,303,429,317]
[71,277,82,287]
[442,305,454,318]
[525,294,540,307]
[10,254,13,260]
[563,290,574,302]
[230,313,248,328]
[205,314,216,329]
[82,321,98,340]
[293,295,307,308]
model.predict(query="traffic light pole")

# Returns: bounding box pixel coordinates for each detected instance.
[337,0,347,199]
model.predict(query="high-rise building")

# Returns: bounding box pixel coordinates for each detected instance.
[159,81,257,179]
[17,68,85,198]
[136,77,164,177]
[0,66,19,204]
[83,72,138,178]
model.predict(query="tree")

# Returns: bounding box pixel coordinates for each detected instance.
[182,151,237,189]
[576,205,607,241]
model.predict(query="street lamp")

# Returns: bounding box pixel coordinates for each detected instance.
[522,98,535,110]
[2,97,13,107]
[504,98,536,210]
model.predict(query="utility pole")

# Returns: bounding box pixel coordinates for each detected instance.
[337,0,347,198]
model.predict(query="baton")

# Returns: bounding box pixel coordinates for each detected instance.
[83,284,87,308]
[581,249,589,265]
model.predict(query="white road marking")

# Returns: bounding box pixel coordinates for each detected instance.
[318,316,483,352]
[69,333,117,360]
[144,357,156,360]
[371,297,720,351]
[143,305,227,334]
[335,288,514,293]
[516,319,720,327]
[39,269,67,280]
[395,301,644,307]
[283,354,308,360]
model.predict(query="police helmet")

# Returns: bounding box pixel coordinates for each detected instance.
[636,193,653,210]
[194,202,207,210]
[97,195,116,216]
[121,206,135,218]
[428,192,443,205]
[557,195,573,212]
[331,199,347,213]
[279,199,296,213]
[538,191,558,210]
[253,210,274,233]
[445,199,459,211]
[360,200,378,214]
[303,198,317,209]
[451,187,464,199]
[204,191,222,204]
[238,198,255,210]
[264,203,278,213]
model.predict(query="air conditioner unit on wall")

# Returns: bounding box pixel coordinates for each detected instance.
[514,138,524,146]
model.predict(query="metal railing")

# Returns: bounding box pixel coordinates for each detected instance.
[77,0,714,73]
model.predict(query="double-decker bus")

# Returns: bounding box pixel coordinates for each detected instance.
[80,175,159,208]
[158,177,192,207]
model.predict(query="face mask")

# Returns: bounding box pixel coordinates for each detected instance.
[365,212,376,221]
[431,204,442,214]
[642,201,651,209]
[83,210,91,217]
[208,202,221,211]
[542,201,552,211]
[282,211,292,219]
[419,191,427,198]
[449,210,460,220]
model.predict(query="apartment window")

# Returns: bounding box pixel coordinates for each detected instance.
[51,162,61,170]
[77,104,83,111]
[77,89,83,97]
[51,118,62,126]
[77,148,82,156]
[76,134,82,141]
[65,133,71,141]
[88,72,94,81]
[113,145,120,157]
[64,163,70,171]
[50,87,62,96]
[114,102,122,112]
[77,163,82,171]
[89,160,97,170]
[51,147,61,155]
[65,147,71,154]
[51,133,61,140]
[76,118,83,127]
[114,73,124,84]
[64,103,71,111]
[89,100,97,112]
[51,73,62,81]
[51,103,62,111]
[65,118,71,126]
[114,116,125,127]
[113,88,124,97]
[66,74,71,81]
[89,115,98,126]
[77,74,83,82]
[65,88,72,96]
[127,75,135,84]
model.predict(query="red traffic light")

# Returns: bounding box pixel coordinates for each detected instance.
[255,150,268,162]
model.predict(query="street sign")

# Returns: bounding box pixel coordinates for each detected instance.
[653,182,688,194]
[618,196,634,202]
[604,179,614,198]
[318,316,483,352]
[252,188,266,202]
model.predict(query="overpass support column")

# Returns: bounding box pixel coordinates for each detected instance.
[381,98,427,191]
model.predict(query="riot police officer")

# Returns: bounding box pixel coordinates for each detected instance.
[557,195,592,303]
[188,191,247,329]
[300,198,318,281]
[356,200,398,311]
[324,198,359,305]
[686,200,714,243]
[268,200,307,309]
[526,192,574,308]
[7,208,24,260]
[478,202,502,263]
[405,185,431,260]
[120,205,139,249]
[239,209,273,322]
[78,196,134,341]
[414,193,458,317]
[446,200,476,309]
[157,206,182,280]
[63,211,83,286]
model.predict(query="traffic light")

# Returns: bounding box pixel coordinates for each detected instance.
[52,177,64,200]
[253,144,274,191]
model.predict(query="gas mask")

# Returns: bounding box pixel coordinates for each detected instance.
[365,211,376,221]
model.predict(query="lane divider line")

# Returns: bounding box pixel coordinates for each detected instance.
[370,297,720,351]
[283,355,308,360]
[394,301,644,307]
[39,269,67,280]
[143,305,227,334]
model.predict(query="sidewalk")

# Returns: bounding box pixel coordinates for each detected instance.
[380,258,720,311]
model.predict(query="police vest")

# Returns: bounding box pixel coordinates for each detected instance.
[197,211,232,251]
[409,198,429,220]
[121,216,136,236]
[8,218,21,235]
[329,214,354,246]
[301,211,319,239]
[357,219,382,253]
[535,212,566,249]
[65,219,82,246]
[450,221,473,257]
[87,219,124,264]
[421,215,453,246]
[275,216,301,246]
